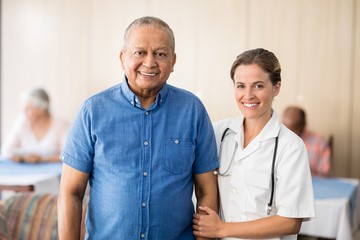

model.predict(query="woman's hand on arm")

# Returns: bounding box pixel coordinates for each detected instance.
[193,206,226,238]
[193,211,302,239]
[58,163,89,240]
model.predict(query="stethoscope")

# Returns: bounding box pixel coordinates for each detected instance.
[214,127,279,215]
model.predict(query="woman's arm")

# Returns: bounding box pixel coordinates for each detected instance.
[193,206,302,239]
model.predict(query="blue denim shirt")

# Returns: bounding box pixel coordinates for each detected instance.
[61,77,219,240]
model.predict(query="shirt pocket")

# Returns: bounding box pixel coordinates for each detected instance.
[163,138,195,174]
[245,170,271,214]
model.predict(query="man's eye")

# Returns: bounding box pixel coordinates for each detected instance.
[236,84,245,89]
[134,51,145,57]
[155,52,167,58]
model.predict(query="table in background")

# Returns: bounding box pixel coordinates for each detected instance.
[300,177,360,239]
[0,159,62,196]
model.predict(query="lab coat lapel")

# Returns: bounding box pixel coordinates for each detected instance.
[236,111,281,161]
[237,136,261,160]
[227,115,261,160]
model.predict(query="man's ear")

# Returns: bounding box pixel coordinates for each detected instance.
[119,50,125,70]
[171,53,177,72]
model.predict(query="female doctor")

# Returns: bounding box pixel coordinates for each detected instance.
[193,48,315,239]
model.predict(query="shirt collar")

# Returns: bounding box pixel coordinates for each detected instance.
[228,110,281,142]
[261,111,281,140]
[120,75,169,109]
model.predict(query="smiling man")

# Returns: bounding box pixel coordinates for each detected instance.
[57,16,219,240]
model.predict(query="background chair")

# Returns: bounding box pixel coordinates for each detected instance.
[0,192,88,240]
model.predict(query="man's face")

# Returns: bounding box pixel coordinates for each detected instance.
[120,25,176,97]
[282,109,304,136]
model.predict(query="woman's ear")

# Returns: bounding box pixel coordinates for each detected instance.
[273,82,281,96]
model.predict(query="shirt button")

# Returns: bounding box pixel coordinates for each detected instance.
[174,139,180,144]
[145,111,149,115]
[143,141,149,146]
[143,171,148,177]
[232,188,237,194]
[141,202,146,208]
[140,233,145,238]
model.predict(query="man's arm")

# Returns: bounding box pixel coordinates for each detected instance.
[194,170,218,240]
[58,163,89,240]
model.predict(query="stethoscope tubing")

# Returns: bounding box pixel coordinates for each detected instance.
[217,127,279,215]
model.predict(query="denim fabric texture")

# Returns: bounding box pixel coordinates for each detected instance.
[61,77,219,240]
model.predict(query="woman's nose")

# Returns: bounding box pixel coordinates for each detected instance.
[244,88,254,99]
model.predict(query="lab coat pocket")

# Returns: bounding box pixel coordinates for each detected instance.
[245,170,271,215]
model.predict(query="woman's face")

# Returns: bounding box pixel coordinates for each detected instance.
[23,100,47,123]
[233,63,280,121]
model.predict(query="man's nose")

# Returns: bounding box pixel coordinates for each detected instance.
[143,54,157,68]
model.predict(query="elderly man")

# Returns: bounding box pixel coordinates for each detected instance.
[58,16,218,239]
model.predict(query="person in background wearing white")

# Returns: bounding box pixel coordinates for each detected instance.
[2,88,69,163]
[193,48,315,239]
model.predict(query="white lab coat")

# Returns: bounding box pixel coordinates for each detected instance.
[213,111,315,240]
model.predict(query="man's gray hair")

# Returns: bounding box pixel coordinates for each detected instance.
[123,16,175,52]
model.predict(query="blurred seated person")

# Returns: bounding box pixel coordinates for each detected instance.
[282,106,331,177]
[2,88,69,163]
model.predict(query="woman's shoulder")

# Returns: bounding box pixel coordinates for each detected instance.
[213,116,243,137]
[213,116,239,129]
[279,123,307,150]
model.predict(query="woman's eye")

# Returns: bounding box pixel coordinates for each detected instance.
[236,84,245,89]
[255,84,264,89]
